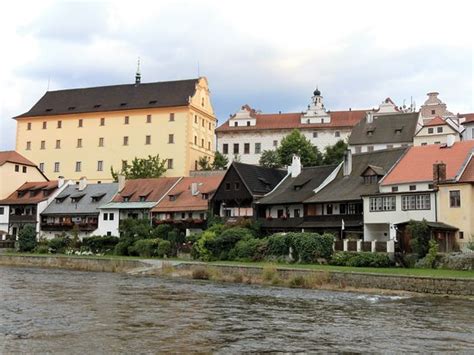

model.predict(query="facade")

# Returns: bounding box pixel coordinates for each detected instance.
[348,112,418,154]
[14,76,216,181]
[460,113,474,140]
[413,117,461,146]
[151,174,224,233]
[40,179,118,239]
[0,179,70,238]
[363,141,474,252]
[215,89,367,165]
[211,162,286,218]
[0,151,48,199]
[419,92,454,121]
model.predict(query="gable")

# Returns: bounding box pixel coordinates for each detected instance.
[212,165,253,202]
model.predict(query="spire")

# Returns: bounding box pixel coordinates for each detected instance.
[135,57,141,85]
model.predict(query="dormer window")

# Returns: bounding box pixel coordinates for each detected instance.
[139,196,147,202]
[202,193,209,200]
[169,195,176,201]
[120,103,127,107]
[363,175,379,184]
[149,100,157,104]
[367,130,374,136]
[45,108,52,112]
[68,106,76,111]
[29,190,37,197]
[123,196,130,202]
[94,104,101,108]
[17,191,26,198]
[247,121,250,126]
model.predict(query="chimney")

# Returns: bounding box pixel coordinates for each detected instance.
[446,134,455,147]
[366,111,373,124]
[343,149,352,176]
[58,176,65,188]
[78,177,87,191]
[433,162,447,186]
[288,155,302,178]
[118,175,126,192]
[191,182,200,196]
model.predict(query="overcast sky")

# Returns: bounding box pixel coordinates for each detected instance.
[1,0,473,150]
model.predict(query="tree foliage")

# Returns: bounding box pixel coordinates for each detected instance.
[259,150,282,168]
[277,129,323,167]
[323,140,348,165]
[212,151,229,170]
[111,155,167,180]
[407,219,431,258]
[198,156,212,170]
[18,225,37,252]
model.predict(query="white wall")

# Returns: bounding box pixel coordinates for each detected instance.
[349,142,410,154]
[266,204,303,218]
[96,209,120,236]
[462,123,474,140]
[0,205,9,239]
[414,125,459,146]
[154,211,207,220]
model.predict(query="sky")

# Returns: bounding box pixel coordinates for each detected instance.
[1,0,473,150]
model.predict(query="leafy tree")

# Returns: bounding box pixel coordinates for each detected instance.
[277,129,322,167]
[407,219,431,258]
[323,140,348,165]
[111,155,167,180]
[259,150,282,168]
[198,156,212,170]
[212,151,229,170]
[18,225,37,252]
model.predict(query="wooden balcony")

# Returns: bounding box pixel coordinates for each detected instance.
[9,214,37,223]
[40,222,98,232]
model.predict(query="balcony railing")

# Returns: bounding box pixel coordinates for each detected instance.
[40,222,98,231]
[9,214,37,223]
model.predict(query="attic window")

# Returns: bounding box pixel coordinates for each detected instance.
[149,100,157,104]
[169,195,176,201]
[367,131,374,136]
[123,196,130,202]
[120,103,127,107]
[94,104,101,108]
[91,193,106,202]
[395,129,402,135]
[139,196,146,202]
[363,175,379,184]
[55,194,70,203]
[202,193,209,200]
[45,108,53,112]
[68,106,76,110]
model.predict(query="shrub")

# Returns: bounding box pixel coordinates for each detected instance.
[288,275,307,288]
[130,239,159,257]
[48,237,70,254]
[34,245,50,254]
[407,219,431,258]
[466,242,474,251]
[329,251,354,266]
[288,232,334,263]
[18,225,37,252]
[229,238,268,261]
[262,265,278,281]
[157,240,172,258]
[209,227,254,260]
[115,241,132,256]
[119,218,154,242]
[191,230,216,261]
[192,267,210,280]
[267,233,290,257]
[330,252,392,267]
[424,239,439,269]
[437,253,474,270]
[82,235,119,254]
[153,224,172,239]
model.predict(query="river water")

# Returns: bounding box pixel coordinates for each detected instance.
[0,266,473,353]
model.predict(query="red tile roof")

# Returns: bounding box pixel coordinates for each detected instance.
[459,157,474,183]
[461,113,474,124]
[152,175,224,212]
[112,177,181,203]
[0,151,36,167]
[381,141,474,185]
[215,110,367,132]
[424,116,446,127]
[0,181,59,205]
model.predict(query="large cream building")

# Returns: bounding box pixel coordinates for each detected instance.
[14,76,216,182]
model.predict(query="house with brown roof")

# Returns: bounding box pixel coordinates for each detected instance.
[215,88,367,165]
[413,116,462,146]
[0,178,71,239]
[0,150,48,199]
[363,140,474,252]
[151,174,224,233]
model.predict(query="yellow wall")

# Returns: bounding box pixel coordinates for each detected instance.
[15,78,216,181]
[0,162,47,199]
[438,183,473,246]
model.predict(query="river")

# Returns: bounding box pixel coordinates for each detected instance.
[0,266,473,353]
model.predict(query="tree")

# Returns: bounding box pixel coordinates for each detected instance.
[198,156,212,170]
[212,151,229,170]
[323,140,348,165]
[407,219,431,258]
[111,155,167,180]
[18,225,37,252]
[277,129,322,167]
[259,150,282,168]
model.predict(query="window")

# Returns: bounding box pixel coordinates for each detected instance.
[123,136,129,146]
[313,132,318,138]
[234,122,238,127]
[15,165,19,172]
[340,204,346,214]
[40,141,46,150]
[233,143,239,154]
[27,122,31,130]
[387,144,393,149]
[363,175,378,184]
[223,143,229,154]
[335,131,340,137]
[201,138,204,147]
[194,160,198,170]
[370,196,396,212]
[145,135,151,145]
[294,209,300,218]
[428,128,434,134]
[421,143,427,146]
[431,109,436,115]
[225,182,231,190]
[401,194,431,210]
[202,193,209,200]
[209,122,212,130]
[78,119,83,127]
[367,131,373,136]
[124,116,129,124]
[391,186,398,192]
[326,204,333,215]
[22,166,27,173]
[122,160,128,170]
[147,114,152,123]
[449,190,461,208]
[277,209,284,218]
[273,140,278,147]
[459,231,464,239]
[0,207,3,215]
[100,117,105,126]
[103,213,108,221]
[54,162,60,172]
[109,213,114,221]
[395,129,402,135]
[202,119,205,127]
[428,183,434,189]
[208,141,211,150]
[244,143,250,154]
[255,143,261,154]
[194,136,197,145]
[437,126,443,133]
[97,160,103,171]
[57,120,62,128]
[367,145,374,152]
[26,141,31,150]
[56,140,61,149]
[194,115,198,124]
[39,163,44,172]
[169,134,174,144]
[99,137,104,147]
[409,185,416,191]
[201,97,205,107]
[77,138,82,148]
[75,161,82,172]
[355,146,361,154]
[167,159,174,169]
[42,121,47,129]
[234,182,240,190]
[434,141,441,144]
[246,121,250,126]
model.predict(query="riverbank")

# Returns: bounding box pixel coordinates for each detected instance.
[1,254,473,296]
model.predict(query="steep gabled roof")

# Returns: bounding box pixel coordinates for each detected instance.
[232,162,286,196]
[112,177,181,203]
[304,148,407,203]
[15,79,200,118]
[0,151,36,167]
[460,113,474,124]
[424,116,447,126]
[348,112,418,145]
[459,156,474,183]
[257,165,338,205]
[0,181,59,205]
[381,141,474,185]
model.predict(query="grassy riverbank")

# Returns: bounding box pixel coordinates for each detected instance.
[3,252,474,279]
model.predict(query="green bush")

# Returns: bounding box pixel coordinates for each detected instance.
[34,245,50,254]
[18,225,37,252]
[229,238,268,261]
[191,230,216,261]
[408,219,431,258]
[47,237,70,254]
[153,224,172,239]
[130,239,159,257]
[330,252,392,267]
[119,218,154,242]
[289,233,334,262]
[437,253,474,270]
[267,233,290,257]
[82,235,119,253]
[157,240,172,258]
[115,241,132,256]
[209,227,254,260]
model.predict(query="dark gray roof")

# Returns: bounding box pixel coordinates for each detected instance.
[348,112,419,145]
[257,165,338,205]
[233,162,287,196]
[304,148,407,203]
[42,183,118,215]
[15,79,199,118]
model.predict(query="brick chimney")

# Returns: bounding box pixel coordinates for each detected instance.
[433,162,446,186]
